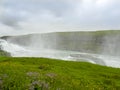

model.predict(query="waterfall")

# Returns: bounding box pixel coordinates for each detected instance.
[0,31,120,68]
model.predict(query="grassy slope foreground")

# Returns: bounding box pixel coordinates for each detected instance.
[0,57,120,90]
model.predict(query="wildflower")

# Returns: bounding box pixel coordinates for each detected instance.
[46,73,57,78]
[26,72,39,77]
[29,80,50,90]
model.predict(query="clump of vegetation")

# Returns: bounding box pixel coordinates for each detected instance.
[0,57,120,89]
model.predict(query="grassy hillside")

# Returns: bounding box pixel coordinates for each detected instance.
[0,57,120,89]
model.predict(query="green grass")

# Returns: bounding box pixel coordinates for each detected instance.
[0,57,120,90]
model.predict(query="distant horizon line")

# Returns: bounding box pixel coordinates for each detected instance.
[0,29,120,37]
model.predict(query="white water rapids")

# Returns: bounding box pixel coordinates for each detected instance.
[0,38,120,68]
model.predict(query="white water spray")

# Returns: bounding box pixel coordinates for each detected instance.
[0,32,120,68]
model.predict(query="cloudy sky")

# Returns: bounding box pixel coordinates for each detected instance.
[0,0,120,36]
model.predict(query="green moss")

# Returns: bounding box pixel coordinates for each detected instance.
[0,57,120,89]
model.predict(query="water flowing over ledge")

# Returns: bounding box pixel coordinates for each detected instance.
[0,30,120,68]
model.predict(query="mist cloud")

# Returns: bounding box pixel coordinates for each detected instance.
[0,0,120,35]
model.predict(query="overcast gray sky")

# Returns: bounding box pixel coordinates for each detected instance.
[0,0,120,36]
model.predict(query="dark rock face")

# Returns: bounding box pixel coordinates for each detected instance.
[1,30,120,56]
[0,50,11,56]
[0,39,10,56]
